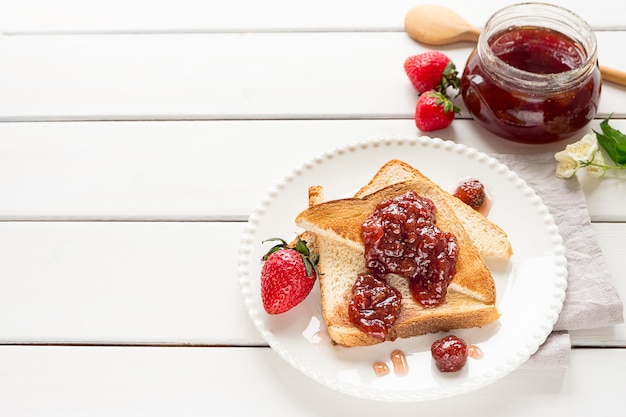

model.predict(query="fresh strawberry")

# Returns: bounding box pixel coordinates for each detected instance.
[414,91,460,132]
[260,236,319,315]
[404,51,460,95]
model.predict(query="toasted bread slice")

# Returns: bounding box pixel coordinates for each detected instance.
[354,159,513,262]
[296,180,500,347]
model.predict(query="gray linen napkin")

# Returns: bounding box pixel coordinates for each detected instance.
[493,152,624,368]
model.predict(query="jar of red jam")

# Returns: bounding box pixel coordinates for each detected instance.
[461,3,601,144]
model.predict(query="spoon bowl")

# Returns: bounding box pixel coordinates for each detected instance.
[404,5,480,45]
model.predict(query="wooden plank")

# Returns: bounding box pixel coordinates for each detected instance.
[0,221,623,346]
[0,31,624,121]
[0,345,624,416]
[0,221,258,345]
[0,120,623,222]
[2,0,626,34]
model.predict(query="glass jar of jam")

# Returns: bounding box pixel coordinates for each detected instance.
[461,3,601,144]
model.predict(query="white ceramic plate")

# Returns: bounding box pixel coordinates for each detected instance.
[239,136,567,402]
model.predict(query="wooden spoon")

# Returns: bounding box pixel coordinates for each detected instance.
[404,4,626,87]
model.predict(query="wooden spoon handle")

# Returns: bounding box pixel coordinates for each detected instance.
[599,64,626,87]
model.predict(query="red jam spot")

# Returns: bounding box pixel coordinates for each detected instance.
[453,178,486,210]
[461,26,601,143]
[431,335,468,373]
[390,349,409,376]
[361,191,459,308]
[348,273,402,341]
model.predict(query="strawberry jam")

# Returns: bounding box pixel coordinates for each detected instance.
[361,191,458,308]
[461,4,601,143]
[349,273,401,341]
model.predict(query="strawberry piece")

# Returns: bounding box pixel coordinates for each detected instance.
[404,51,460,95]
[414,91,460,132]
[260,237,319,315]
[453,178,486,209]
[431,335,468,373]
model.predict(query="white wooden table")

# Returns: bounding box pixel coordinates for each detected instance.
[0,1,625,415]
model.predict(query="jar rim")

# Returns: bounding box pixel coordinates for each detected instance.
[477,2,598,92]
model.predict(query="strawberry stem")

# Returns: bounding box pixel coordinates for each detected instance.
[438,61,461,97]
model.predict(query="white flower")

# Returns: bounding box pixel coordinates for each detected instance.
[565,133,598,163]
[554,133,607,179]
[586,150,607,178]
[554,150,578,178]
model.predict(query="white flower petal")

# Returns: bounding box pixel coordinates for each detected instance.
[565,134,598,162]
[555,149,576,163]
[586,152,607,178]
[586,165,606,178]
[555,159,578,179]
[594,151,607,165]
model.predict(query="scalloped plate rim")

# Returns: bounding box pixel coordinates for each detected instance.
[238,135,568,402]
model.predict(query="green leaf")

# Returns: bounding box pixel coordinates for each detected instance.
[438,60,461,97]
[293,236,310,257]
[429,91,460,115]
[594,116,626,166]
[260,237,288,261]
[301,254,313,277]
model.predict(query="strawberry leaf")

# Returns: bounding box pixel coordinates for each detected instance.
[301,254,314,277]
[429,91,460,114]
[293,236,310,257]
[260,237,288,260]
[438,61,461,97]
[300,249,320,278]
